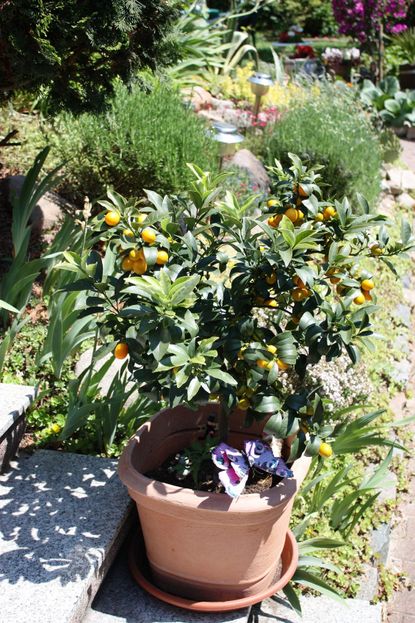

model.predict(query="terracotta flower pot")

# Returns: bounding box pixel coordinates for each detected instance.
[118,403,310,605]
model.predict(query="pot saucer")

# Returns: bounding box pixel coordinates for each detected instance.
[128,528,298,613]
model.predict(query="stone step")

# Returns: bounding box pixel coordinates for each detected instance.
[0,382,36,473]
[254,594,383,622]
[0,449,133,623]
[85,539,383,623]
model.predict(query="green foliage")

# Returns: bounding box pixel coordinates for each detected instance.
[52,81,218,201]
[54,155,413,452]
[360,77,415,128]
[166,11,258,87]
[1,320,76,435]
[172,436,219,487]
[60,347,157,455]
[263,84,383,207]
[252,0,337,36]
[0,0,179,113]
[0,148,63,376]
[390,27,415,65]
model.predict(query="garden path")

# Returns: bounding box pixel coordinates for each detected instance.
[386,144,415,623]
[386,392,415,623]
[400,139,415,172]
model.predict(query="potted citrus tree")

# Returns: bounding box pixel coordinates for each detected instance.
[58,156,413,611]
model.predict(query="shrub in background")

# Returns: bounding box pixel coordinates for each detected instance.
[332,0,408,46]
[244,0,337,36]
[263,84,383,206]
[0,0,179,113]
[52,81,218,202]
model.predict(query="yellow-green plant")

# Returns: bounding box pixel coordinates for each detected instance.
[216,61,318,109]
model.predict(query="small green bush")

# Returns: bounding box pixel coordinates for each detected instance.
[53,80,218,201]
[263,84,383,206]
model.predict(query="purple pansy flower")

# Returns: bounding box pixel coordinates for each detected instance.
[211,440,293,499]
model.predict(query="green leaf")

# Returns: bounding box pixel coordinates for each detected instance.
[187,377,201,401]
[292,569,344,603]
[298,556,342,574]
[208,368,237,386]
[298,538,344,555]
[281,582,302,616]
[0,300,19,314]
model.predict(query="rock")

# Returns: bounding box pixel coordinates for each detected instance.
[197,108,226,124]
[377,471,398,503]
[406,126,415,140]
[227,149,270,193]
[378,193,396,215]
[0,449,133,623]
[0,383,36,473]
[395,303,412,327]
[389,359,411,386]
[387,181,403,196]
[371,523,391,564]
[386,167,415,192]
[401,273,413,289]
[356,564,379,601]
[393,334,411,355]
[183,86,214,112]
[403,286,415,307]
[8,175,74,232]
[211,97,235,110]
[398,191,415,209]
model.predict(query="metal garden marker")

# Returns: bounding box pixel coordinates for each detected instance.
[211,122,244,170]
[248,72,274,119]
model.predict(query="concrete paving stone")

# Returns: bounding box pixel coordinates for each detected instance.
[399,501,415,519]
[85,538,249,623]
[387,612,404,623]
[390,518,408,541]
[0,449,133,623]
[389,588,415,614]
[252,595,382,623]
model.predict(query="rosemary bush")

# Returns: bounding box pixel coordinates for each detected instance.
[53,81,218,202]
[263,83,383,207]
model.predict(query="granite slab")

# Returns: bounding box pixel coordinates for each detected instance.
[0,449,133,623]
[0,383,37,472]
[0,382,36,438]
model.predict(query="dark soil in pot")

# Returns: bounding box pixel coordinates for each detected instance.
[146,452,283,494]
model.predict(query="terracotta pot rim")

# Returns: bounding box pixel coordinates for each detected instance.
[118,405,307,513]
[129,527,299,612]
